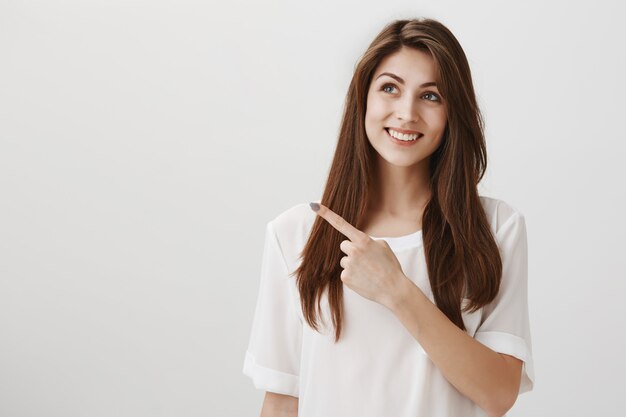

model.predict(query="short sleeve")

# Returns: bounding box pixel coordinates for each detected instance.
[474,212,535,395]
[242,220,303,397]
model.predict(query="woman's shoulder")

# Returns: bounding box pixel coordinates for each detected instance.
[479,194,526,235]
[266,201,319,264]
[270,200,318,234]
[266,195,525,244]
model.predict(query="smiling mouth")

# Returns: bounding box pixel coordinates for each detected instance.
[384,128,424,141]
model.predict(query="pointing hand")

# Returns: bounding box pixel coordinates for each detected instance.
[310,202,409,308]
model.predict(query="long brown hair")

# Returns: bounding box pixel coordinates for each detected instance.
[293,18,502,342]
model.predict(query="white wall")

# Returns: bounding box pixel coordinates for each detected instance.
[1,0,625,416]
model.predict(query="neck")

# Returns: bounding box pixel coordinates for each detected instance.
[368,156,432,218]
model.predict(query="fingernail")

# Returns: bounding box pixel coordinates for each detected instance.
[309,202,320,212]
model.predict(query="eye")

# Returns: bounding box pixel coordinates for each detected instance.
[423,92,441,102]
[381,83,398,94]
[381,83,441,102]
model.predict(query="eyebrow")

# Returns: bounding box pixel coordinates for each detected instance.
[375,72,438,88]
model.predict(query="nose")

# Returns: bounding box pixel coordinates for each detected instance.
[396,96,420,123]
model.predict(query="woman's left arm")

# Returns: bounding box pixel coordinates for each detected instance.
[386,277,522,417]
[309,202,528,417]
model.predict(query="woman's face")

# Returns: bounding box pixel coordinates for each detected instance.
[365,47,448,168]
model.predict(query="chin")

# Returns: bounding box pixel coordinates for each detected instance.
[376,152,427,168]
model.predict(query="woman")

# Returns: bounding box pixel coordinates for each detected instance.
[243,17,535,417]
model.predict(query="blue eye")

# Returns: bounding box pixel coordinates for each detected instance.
[381,83,441,102]
[423,92,441,102]
[381,84,397,94]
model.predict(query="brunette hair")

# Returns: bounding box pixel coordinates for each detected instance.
[293,18,502,342]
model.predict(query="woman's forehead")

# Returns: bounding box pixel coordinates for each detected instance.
[374,49,438,83]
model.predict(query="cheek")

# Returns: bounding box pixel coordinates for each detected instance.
[434,106,448,126]
[366,95,388,117]
[422,108,447,131]
[365,99,388,134]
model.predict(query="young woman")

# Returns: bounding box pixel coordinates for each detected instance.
[243,17,534,417]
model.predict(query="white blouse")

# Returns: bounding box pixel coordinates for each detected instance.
[243,195,535,417]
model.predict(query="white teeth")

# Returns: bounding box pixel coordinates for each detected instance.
[387,128,421,141]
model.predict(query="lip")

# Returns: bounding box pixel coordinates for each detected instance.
[386,127,423,135]
[385,128,423,146]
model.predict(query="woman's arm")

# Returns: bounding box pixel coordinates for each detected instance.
[387,278,520,417]
[260,392,298,417]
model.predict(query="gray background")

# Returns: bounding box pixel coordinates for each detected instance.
[1,0,625,416]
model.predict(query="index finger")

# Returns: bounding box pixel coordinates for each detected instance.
[310,202,368,243]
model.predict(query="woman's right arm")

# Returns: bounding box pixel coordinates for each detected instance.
[260,392,299,417]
